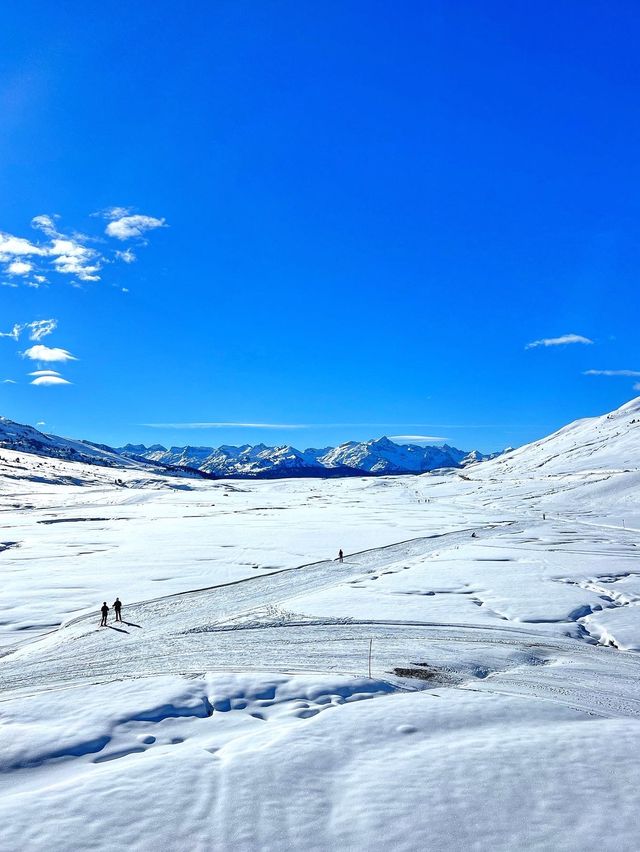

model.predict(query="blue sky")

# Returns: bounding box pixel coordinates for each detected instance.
[1,1,639,453]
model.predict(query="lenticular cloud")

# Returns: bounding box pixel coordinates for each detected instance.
[22,345,78,363]
[30,375,71,386]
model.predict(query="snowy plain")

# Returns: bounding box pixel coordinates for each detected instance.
[2,398,640,851]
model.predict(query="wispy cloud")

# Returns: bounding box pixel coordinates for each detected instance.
[95,206,131,220]
[115,248,136,263]
[22,344,78,363]
[388,435,447,444]
[526,334,593,350]
[30,214,59,237]
[30,375,71,386]
[142,422,309,429]
[583,369,640,377]
[1,378,16,384]
[29,369,61,377]
[0,319,57,342]
[141,421,532,431]
[0,323,24,341]
[27,319,57,341]
[105,214,166,241]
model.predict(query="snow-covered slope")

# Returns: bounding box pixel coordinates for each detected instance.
[479,396,640,477]
[0,416,199,481]
[119,436,494,476]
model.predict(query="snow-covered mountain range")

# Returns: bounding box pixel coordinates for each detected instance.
[118,436,500,477]
[0,416,200,480]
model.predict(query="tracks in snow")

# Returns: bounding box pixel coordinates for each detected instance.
[4,517,640,724]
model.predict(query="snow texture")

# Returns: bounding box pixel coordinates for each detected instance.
[2,397,640,851]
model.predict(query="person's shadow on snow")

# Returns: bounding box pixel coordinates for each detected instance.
[108,625,130,634]
[123,621,141,628]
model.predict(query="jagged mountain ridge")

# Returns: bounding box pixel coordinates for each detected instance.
[118,436,499,477]
[0,417,200,478]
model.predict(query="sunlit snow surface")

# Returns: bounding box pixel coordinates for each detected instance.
[2,399,640,851]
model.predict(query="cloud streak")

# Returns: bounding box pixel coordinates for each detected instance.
[525,334,593,349]
[388,435,447,443]
[141,421,534,430]
[142,422,309,429]
[583,369,640,377]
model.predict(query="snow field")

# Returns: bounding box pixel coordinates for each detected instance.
[3,397,640,850]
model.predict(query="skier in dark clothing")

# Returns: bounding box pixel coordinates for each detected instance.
[338,549,344,563]
[100,602,109,627]
[113,597,122,622]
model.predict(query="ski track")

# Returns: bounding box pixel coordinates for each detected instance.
[4,517,640,725]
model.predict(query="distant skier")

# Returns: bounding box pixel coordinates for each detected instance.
[113,597,122,622]
[100,602,109,627]
[338,549,344,563]
[543,513,546,520]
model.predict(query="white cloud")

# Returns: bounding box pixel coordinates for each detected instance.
[525,334,593,350]
[30,375,71,386]
[0,319,58,342]
[142,422,308,429]
[388,435,447,444]
[30,214,59,237]
[22,344,77,363]
[634,383,640,391]
[7,260,32,276]
[106,214,166,240]
[27,319,57,341]
[2,211,165,285]
[2,379,16,384]
[36,420,46,426]
[583,370,640,377]
[115,248,136,263]
[0,232,46,257]
[29,369,61,377]
[48,238,101,281]
[99,206,132,220]
[0,323,24,341]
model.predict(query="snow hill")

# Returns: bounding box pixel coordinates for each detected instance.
[118,436,497,477]
[479,396,640,476]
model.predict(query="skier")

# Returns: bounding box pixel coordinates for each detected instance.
[113,597,122,622]
[338,549,344,563]
[100,601,109,627]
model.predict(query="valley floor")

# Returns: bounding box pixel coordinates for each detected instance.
[1,461,640,851]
